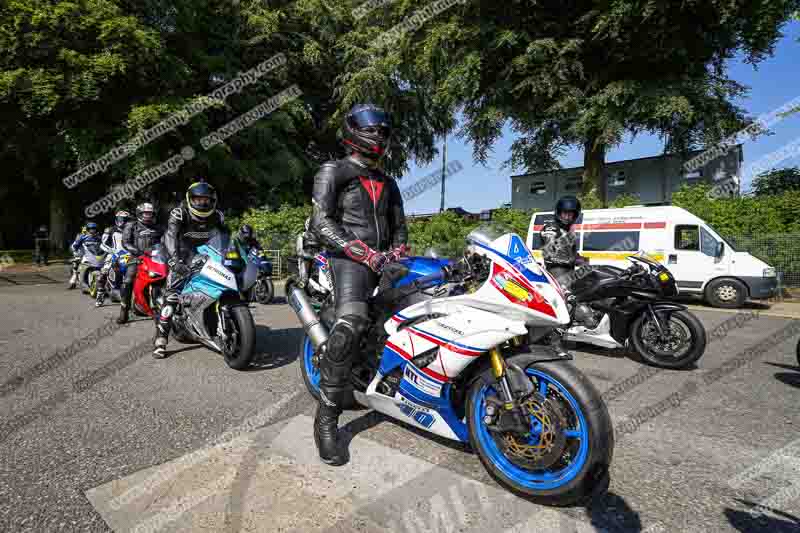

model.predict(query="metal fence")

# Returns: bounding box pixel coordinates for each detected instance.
[260,249,283,278]
[724,233,800,287]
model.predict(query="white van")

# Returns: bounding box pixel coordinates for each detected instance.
[526,205,778,308]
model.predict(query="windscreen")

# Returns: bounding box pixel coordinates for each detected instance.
[466,223,514,247]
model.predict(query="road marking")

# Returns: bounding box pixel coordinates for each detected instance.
[86,414,599,532]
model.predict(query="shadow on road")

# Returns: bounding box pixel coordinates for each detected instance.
[725,499,800,533]
[581,491,643,532]
[246,325,302,370]
[764,361,800,389]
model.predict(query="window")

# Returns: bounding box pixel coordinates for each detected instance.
[564,178,583,192]
[700,226,719,257]
[530,181,547,195]
[609,171,626,187]
[675,225,699,250]
[582,231,640,252]
[684,169,703,179]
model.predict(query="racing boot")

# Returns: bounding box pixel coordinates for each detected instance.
[314,390,347,466]
[117,283,132,324]
[153,307,172,359]
[95,274,107,307]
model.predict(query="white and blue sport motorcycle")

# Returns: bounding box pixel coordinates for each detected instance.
[287,225,613,505]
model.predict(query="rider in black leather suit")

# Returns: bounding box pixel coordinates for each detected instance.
[153,182,227,358]
[540,195,582,283]
[310,103,408,465]
[117,203,163,324]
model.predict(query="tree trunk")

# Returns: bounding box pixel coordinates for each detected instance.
[582,137,607,207]
[50,189,69,253]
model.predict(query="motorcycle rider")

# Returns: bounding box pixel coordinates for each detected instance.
[309,103,408,465]
[33,225,50,266]
[540,195,582,282]
[233,224,262,255]
[116,203,163,323]
[95,210,131,307]
[69,222,102,289]
[154,181,227,358]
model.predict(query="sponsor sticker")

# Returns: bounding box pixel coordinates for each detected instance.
[403,366,442,397]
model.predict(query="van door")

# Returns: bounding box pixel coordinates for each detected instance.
[667,224,729,293]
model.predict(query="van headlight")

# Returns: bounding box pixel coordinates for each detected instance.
[763,267,776,278]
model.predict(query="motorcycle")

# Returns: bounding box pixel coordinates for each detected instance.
[287,225,613,505]
[246,248,275,304]
[100,250,131,303]
[169,231,259,370]
[132,244,169,318]
[69,243,105,295]
[553,252,706,369]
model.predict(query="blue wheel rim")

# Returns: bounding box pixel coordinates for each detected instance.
[303,336,321,393]
[472,368,590,490]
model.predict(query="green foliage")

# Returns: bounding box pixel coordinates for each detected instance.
[237,204,312,258]
[751,167,800,196]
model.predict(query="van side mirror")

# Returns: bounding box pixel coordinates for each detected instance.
[715,241,724,258]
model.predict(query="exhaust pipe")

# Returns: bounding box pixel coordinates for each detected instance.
[287,284,329,349]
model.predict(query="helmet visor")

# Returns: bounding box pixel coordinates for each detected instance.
[349,108,391,130]
[139,210,155,224]
[557,210,578,225]
[190,196,214,211]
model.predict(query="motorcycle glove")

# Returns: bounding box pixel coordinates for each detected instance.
[343,239,388,273]
[168,259,191,279]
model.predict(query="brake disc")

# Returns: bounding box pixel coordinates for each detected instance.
[497,391,569,470]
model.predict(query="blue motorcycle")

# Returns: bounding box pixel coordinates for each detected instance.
[170,231,259,370]
[101,249,131,303]
[246,248,275,304]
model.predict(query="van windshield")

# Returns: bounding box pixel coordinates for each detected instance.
[704,223,738,252]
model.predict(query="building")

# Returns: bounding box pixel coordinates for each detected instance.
[510,145,743,211]
[406,207,481,221]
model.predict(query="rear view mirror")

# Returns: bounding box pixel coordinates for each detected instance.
[715,241,724,258]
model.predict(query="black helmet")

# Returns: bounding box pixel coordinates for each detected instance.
[136,202,156,225]
[555,195,581,228]
[186,181,217,219]
[239,224,253,240]
[340,104,392,160]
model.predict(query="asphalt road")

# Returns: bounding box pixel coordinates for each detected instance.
[1,266,799,533]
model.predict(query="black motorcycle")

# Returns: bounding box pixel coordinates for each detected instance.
[246,248,275,304]
[553,252,707,369]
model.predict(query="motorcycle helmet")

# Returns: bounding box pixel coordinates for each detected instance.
[115,210,131,229]
[555,195,581,229]
[186,181,217,220]
[239,224,253,241]
[340,104,392,160]
[136,203,156,226]
[85,222,99,236]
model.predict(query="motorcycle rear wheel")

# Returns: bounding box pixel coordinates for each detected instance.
[467,355,613,506]
[256,279,275,304]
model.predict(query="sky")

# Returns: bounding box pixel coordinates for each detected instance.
[399,21,800,215]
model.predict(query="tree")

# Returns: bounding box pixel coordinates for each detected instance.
[751,167,800,196]
[382,0,799,206]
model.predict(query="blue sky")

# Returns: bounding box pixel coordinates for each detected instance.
[399,20,800,215]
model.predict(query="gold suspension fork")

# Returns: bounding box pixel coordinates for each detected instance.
[489,346,516,408]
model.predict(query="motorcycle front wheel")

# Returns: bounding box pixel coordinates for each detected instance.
[87,270,98,297]
[630,310,706,369]
[467,354,613,506]
[221,305,256,370]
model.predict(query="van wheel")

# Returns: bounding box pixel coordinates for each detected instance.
[705,278,747,308]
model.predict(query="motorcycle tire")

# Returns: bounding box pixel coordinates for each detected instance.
[299,334,321,401]
[467,354,613,506]
[796,338,799,368]
[88,271,98,298]
[629,310,706,369]
[222,305,257,370]
[257,279,275,304]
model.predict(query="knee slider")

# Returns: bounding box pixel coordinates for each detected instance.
[325,314,368,363]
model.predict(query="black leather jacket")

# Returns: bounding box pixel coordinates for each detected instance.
[163,203,226,265]
[122,221,164,257]
[310,155,407,254]
[540,222,578,267]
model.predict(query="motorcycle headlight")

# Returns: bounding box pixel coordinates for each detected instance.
[224,257,244,273]
[763,267,776,278]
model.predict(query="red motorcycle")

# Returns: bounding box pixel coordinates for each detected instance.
[132,244,168,318]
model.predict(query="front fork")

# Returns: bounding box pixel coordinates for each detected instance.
[485,337,531,435]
